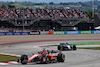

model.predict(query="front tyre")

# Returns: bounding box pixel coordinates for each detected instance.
[57,53,65,62]
[21,54,28,64]
[73,45,77,50]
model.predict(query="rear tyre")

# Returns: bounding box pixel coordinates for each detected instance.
[21,54,28,64]
[73,45,77,50]
[57,53,65,62]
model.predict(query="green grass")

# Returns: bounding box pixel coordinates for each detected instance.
[70,42,100,45]
[0,54,18,62]
[41,42,100,48]
[78,47,100,50]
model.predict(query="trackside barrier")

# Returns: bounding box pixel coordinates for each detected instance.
[92,30,100,34]
[29,32,40,35]
[53,31,66,35]
[29,31,49,35]
[40,31,49,35]
[49,31,53,34]
[0,32,6,35]
[49,30,100,35]
[52,31,79,35]
[0,32,29,35]
[66,31,80,34]
[0,30,100,35]
[21,32,30,35]
[80,30,92,34]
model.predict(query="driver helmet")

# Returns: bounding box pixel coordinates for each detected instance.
[43,48,46,51]
[43,48,48,54]
[66,42,68,44]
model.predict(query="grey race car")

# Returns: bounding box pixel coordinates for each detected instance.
[57,43,77,51]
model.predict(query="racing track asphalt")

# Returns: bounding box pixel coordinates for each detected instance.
[0,40,100,67]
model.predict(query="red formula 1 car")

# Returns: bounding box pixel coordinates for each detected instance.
[17,49,65,64]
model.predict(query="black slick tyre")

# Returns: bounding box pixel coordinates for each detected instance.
[73,45,77,50]
[57,53,65,62]
[58,45,61,50]
[21,54,28,64]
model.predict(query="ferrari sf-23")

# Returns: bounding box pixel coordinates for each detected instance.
[17,49,65,64]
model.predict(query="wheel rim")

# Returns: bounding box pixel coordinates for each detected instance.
[63,56,65,60]
[47,57,49,61]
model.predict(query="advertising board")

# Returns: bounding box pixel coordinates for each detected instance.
[53,31,65,35]
[80,31,92,34]
[30,32,40,35]
[0,32,6,35]
[13,32,21,35]
[66,31,79,34]
[21,32,29,35]
[40,31,49,35]
[6,32,14,35]
[92,30,100,34]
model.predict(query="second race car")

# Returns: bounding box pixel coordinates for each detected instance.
[57,43,77,51]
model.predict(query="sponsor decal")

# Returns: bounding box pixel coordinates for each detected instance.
[80,30,92,34]
[41,31,49,35]
[53,31,65,35]
[0,32,29,35]
[66,31,79,34]
[92,30,100,34]
[14,32,20,35]
[6,32,13,35]
[0,32,6,35]
[30,32,40,35]
[21,32,29,35]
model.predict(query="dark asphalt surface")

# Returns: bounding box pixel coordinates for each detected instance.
[0,40,100,67]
